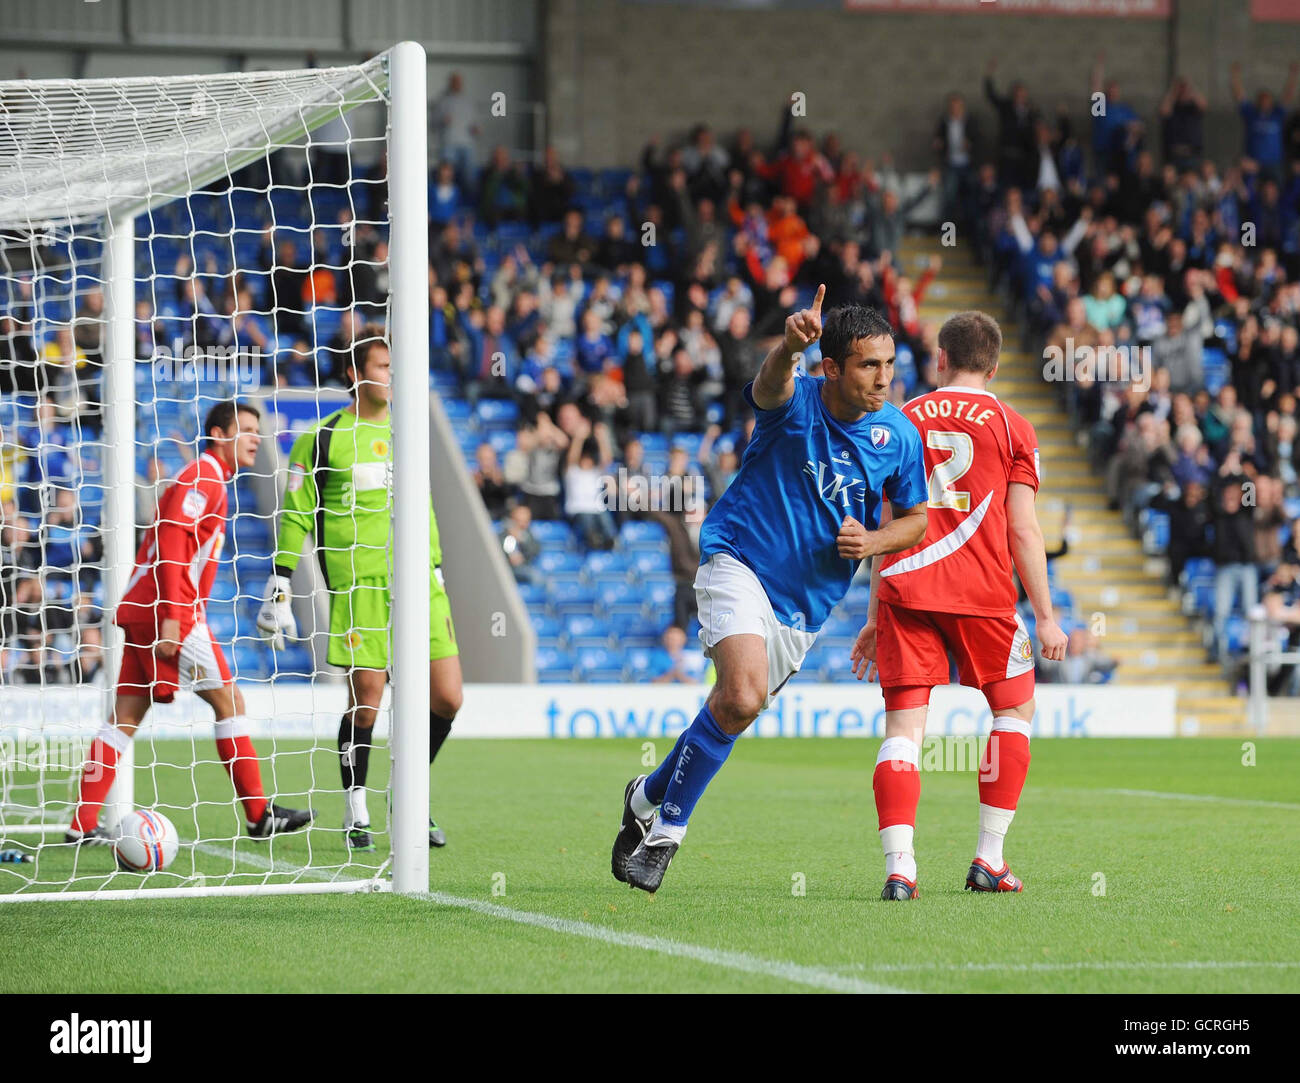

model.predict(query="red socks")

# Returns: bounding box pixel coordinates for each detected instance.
[873,735,921,832]
[71,727,130,833]
[979,721,1032,811]
[215,718,267,824]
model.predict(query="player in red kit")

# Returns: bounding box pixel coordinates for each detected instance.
[851,311,1067,900]
[66,401,314,845]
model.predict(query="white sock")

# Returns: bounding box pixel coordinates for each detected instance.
[975,803,1015,869]
[96,722,132,754]
[648,820,686,844]
[346,787,370,829]
[630,778,657,820]
[879,823,916,882]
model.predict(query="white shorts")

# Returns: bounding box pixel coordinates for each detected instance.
[694,553,818,708]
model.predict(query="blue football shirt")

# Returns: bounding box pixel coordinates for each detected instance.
[699,374,928,632]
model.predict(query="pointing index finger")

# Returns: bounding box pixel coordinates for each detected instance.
[810,283,825,320]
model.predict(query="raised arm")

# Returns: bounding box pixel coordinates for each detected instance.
[1283,61,1299,107]
[1230,62,1245,106]
[1006,481,1067,661]
[750,283,824,411]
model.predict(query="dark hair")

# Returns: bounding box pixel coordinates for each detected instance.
[203,400,260,449]
[819,305,894,369]
[938,311,1002,375]
[346,327,389,392]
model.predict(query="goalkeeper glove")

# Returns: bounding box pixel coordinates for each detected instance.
[256,574,297,650]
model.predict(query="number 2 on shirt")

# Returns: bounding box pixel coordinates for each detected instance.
[926,430,974,512]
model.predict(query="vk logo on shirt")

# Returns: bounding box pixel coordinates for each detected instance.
[803,459,864,509]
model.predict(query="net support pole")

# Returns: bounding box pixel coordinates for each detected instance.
[388,41,431,896]
[101,212,137,829]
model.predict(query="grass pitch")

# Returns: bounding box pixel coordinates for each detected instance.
[3,737,1298,993]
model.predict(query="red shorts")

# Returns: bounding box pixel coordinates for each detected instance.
[876,602,1035,713]
[117,621,232,704]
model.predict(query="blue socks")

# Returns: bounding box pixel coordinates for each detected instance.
[651,706,737,828]
[643,730,688,805]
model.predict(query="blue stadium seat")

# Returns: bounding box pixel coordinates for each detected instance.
[233,554,272,584]
[537,550,583,575]
[815,643,854,681]
[583,550,630,580]
[670,433,703,458]
[208,575,239,603]
[538,670,573,684]
[530,612,563,639]
[628,548,670,577]
[531,520,576,548]
[625,646,671,680]
[576,646,622,682]
[619,520,667,546]
[1141,508,1170,554]
[230,646,270,679]
[441,398,473,421]
[206,608,237,640]
[476,399,518,428]
[1224,615,1250,654]
[516,582,547,607]
[643,578,676,610]
[272,645,315,678]
[536,646,577,680]
[596,580,642,616]
[1202,346,1229,395]
[608,614,665,646]
[819,614,860,639]
[1180,557,1217,615]
[1048,585,1075,613]
[485,430,516,457]
[563,613,610,647]
[549,581,597,615]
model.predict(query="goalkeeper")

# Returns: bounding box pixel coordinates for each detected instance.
[257,332,463,852]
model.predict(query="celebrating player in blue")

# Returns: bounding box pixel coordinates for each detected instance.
[612,286,930,893]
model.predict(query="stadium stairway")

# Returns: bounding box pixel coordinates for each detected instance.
[906,234,1247,734]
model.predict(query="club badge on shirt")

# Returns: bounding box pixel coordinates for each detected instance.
[871,426,891,449]
[181,489,206,519]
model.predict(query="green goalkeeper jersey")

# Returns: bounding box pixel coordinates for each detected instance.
[273,407,441,587]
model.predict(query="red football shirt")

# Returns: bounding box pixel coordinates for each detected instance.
[876,387,1039,616]
[117,451,233,631]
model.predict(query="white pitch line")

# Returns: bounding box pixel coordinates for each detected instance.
[1054,787,1300,811]
[835,960,1300,975]
[190,842,906,995]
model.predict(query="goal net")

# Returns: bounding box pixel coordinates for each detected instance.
[0,43,432,900]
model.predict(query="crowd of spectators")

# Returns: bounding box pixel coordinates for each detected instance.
[12,54,1300,688]
[1,405,105,686]
[974,51,1300,681]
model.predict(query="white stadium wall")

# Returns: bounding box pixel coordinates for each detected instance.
[3,683,1178,741]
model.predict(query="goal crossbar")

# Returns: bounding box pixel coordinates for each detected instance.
[0,58,389,229]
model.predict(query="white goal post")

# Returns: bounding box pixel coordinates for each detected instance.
[0,42,430,900]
